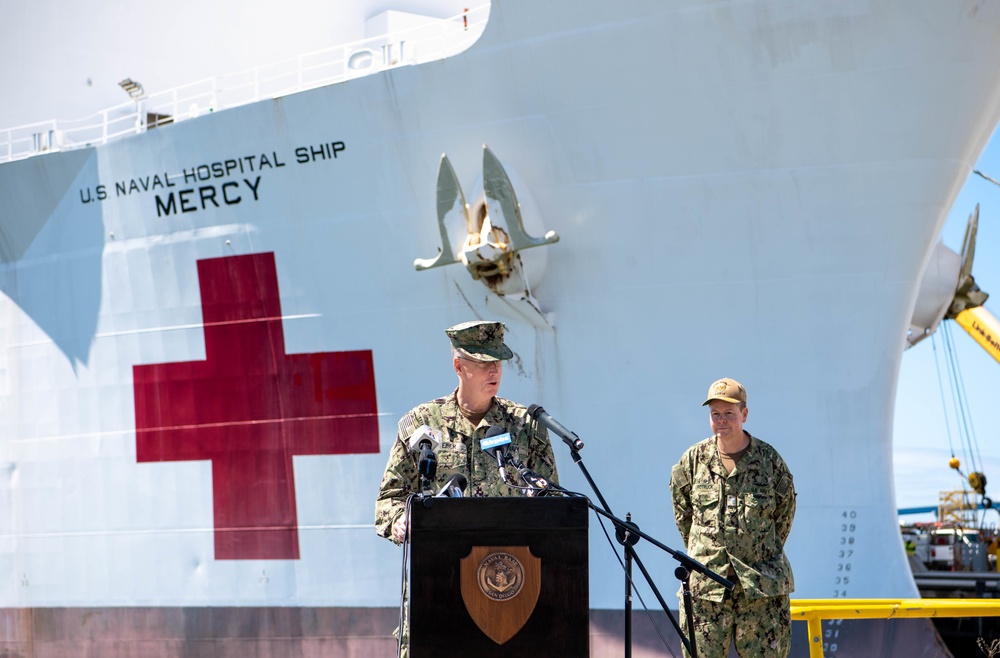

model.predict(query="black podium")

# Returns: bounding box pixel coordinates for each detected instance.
[408,497,589,656]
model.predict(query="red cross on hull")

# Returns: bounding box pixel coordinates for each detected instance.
[134,252,379,560]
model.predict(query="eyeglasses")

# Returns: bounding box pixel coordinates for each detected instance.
[459,357,502,371]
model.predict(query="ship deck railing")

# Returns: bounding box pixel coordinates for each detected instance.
[791,598,1000,658]
[0,3,489,165]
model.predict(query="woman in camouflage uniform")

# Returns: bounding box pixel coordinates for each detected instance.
[670,378,796,658]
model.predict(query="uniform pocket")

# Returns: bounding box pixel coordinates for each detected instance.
[433,442,467,489]
[740,490,777,554]
[693,488,721,528]
[744,491,775,515]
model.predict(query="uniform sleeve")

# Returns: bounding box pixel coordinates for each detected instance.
[670,459,693,547]
[773,462,796,546]
[374,418,418,543]
[523,421,559,485]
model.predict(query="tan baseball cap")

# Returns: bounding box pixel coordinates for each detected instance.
[702,378,746,406]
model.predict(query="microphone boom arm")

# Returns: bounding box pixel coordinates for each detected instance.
[586,503,733,589]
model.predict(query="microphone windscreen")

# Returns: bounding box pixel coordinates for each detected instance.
[480,431,511,456]
[407,425,442,451]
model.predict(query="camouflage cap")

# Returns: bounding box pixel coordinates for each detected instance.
[702,377,747,406]
[446,320,513,362]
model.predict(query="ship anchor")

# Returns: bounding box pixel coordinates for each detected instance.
[414,146,559,305]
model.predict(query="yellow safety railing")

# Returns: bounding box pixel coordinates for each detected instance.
[791,599,1000,658]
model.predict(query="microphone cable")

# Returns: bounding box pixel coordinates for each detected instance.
[395,494,419,658]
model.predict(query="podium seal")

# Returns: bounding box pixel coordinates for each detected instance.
[477,551,525,601]
[460,545,541,644]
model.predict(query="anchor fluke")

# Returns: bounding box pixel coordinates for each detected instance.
[414,154,466,271]
[482,145,559,252]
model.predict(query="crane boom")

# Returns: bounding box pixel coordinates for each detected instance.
[953,305,1000,365]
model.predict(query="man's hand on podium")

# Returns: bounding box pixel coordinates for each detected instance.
[393,516,407,544]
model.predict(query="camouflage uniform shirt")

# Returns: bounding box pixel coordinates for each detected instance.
[375,390,559,542]
[670,432,795,602]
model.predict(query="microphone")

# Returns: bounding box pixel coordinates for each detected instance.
[504,451,554,496]
[527,405,585,451]
[480,425,513,484]
[435,473,468,498]
[408,425,442,490]
[519,467,554,494]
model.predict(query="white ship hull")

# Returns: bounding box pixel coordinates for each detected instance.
[2,0,999,655]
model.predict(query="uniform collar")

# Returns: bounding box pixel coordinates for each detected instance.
[444,389,499,433]
[708,431,755,477]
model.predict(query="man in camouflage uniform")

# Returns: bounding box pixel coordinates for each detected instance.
[670,378,795,658]
[374,320,559,656]
[375,320,559,541]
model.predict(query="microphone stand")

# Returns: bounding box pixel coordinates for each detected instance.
[564,445,733,658]
[619,513,638,658]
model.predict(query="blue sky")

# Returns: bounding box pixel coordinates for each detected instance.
[893,132,1000,523]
